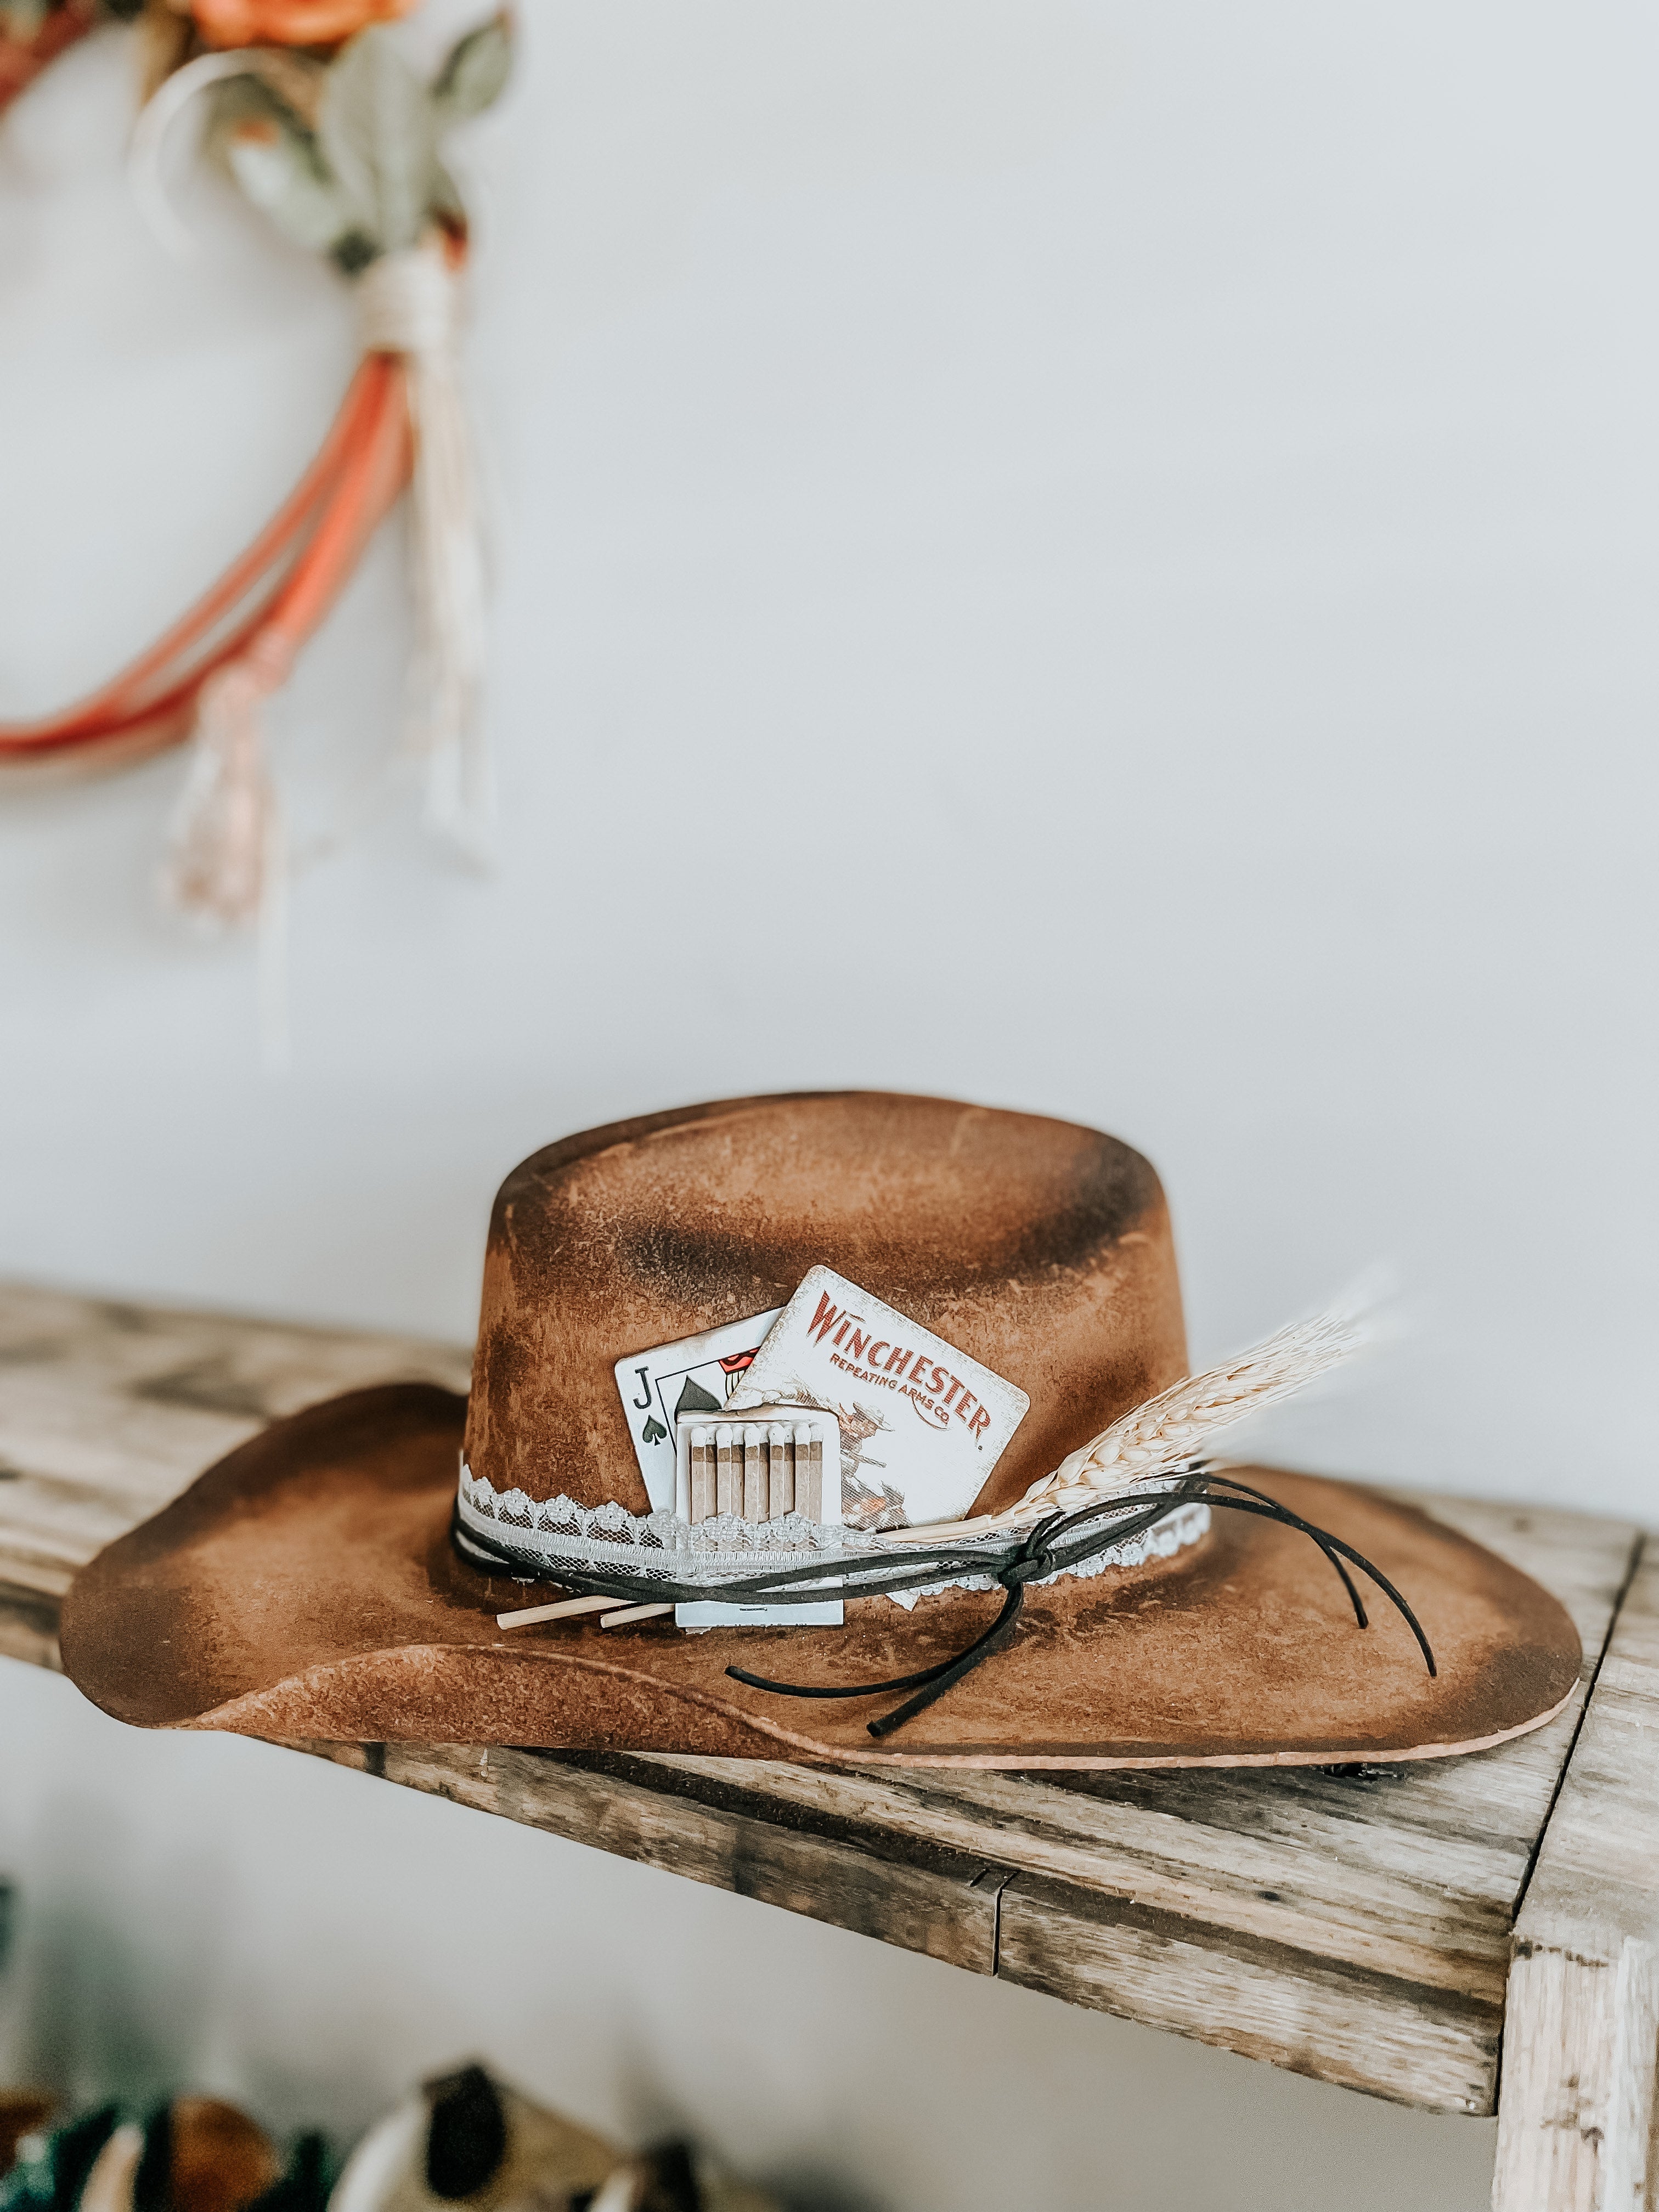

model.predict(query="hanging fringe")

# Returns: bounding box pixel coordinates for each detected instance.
[163,629,292,1071]
[358,241,492,864]
[154,240,491,938]
[7,50,493,954]
[162,628,293,923]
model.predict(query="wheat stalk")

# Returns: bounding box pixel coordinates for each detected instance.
[890,1303,1368,1547]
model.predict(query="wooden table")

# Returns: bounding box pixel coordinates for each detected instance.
[1,1285,1653,2211]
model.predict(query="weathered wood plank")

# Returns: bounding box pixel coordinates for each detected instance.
[290,1741,1006,1974]
[961,1501,1636,2115]
[644,1754,1519,2003]
[630,1493,1635,2113]
[0,1284,470,1611]
[0,1577,60,1672]
[996,1869,1503,2114]
[0,1283,1645,2127]
[1493,1539,1659,2210]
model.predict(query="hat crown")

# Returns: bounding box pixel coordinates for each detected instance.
[463,1091,1188,1517]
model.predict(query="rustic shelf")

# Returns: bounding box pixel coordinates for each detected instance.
[1,1284,1653,2211]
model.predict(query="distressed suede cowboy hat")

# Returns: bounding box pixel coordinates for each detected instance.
[59,1092,1581,1768]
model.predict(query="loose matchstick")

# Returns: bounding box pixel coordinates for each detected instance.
[600,1602,675,1628]
[496,1593,613,1629]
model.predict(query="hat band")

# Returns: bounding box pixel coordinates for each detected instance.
[454,1460,1211,1599]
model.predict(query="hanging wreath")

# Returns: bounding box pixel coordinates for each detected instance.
[0,0,511,923]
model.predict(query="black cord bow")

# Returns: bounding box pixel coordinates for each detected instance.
[454,1467,1435,1739]
[724,1471,1435,1736]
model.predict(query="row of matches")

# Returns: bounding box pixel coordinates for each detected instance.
[688,1421,825,1525]
[494,1410,834,1639]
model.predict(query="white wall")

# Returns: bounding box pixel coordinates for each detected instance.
[1,4,1655,2205]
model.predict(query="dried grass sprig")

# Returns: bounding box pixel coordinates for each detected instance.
[891,1302,1368,1547]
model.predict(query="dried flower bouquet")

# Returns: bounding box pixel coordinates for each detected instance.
[0,0,511,923]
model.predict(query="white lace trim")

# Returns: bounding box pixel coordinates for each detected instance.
[457,1462,862,1586]
[882,1498,1211,1608]
[456,1464,1209,1599]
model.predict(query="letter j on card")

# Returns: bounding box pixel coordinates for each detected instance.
[614,1307,783,1511]
[724,1266,1029,1531]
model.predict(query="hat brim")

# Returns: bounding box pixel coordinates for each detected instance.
[59,1384,1581,1769]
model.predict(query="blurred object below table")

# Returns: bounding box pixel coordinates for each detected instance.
[0,2098,55,2185]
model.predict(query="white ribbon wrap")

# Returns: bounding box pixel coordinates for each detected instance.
[358,244,492,859]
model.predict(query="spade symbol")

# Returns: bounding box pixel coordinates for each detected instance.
[641,1415,668,1446]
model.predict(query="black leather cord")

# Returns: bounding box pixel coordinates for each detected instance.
[455,1469,1436,1737]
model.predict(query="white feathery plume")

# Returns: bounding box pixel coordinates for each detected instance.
[889,1300,1372,1547]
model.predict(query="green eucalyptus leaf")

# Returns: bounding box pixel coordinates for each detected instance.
[318,26,441,256]
[433,13,512,123]
[222,116,351,257]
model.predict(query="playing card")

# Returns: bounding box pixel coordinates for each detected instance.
[724,1265,1029,1531]
[613,1307,783,1511]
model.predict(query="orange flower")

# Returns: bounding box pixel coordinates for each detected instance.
[184,0,417,47]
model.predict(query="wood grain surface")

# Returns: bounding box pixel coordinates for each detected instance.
[0,1282,1649,2135]
[1493,1545,1659,2208]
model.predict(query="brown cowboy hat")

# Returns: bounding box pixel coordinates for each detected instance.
[59,1093,1580,1768]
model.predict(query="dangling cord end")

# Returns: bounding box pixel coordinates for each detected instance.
[723,1522,1062,1739]
[716,1485,1435,1738]
[865,1582,1029,1739]
[161,631,294,929]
